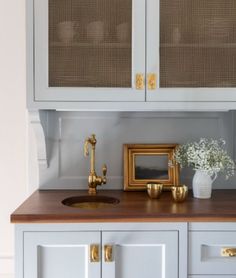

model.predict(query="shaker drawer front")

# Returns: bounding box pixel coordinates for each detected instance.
[189,231,236,275]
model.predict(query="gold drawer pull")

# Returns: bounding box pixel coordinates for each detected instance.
[136,73,144,90]
[104,245,113,262]
[221,248,236,257]
[90,244,99,262]
[148,73,157,90]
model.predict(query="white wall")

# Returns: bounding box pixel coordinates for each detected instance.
[0,0,28,276]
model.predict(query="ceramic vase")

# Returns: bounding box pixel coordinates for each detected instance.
[192,170,217,199]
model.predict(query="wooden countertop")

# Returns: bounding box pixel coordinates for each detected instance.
[11,189,236,223]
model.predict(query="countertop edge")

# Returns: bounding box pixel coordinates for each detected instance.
[11,216,236,224]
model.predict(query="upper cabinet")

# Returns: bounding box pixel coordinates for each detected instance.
[27,0,236,110]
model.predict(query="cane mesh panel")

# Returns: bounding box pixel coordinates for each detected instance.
[49,0,132,88]
[160,0,236,87]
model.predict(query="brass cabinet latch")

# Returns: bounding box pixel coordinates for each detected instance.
[135,73,145,90]
[104,245,113,262]
[147,73,157,90]
[90,244,100,262]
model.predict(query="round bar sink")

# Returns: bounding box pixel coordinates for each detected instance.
[62,195,120,209]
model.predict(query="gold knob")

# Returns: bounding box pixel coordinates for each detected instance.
[148,73,157,90]
[90,244,99,262]
[104,245,113,262]
[221,248,236,257]
[135,73,145,90]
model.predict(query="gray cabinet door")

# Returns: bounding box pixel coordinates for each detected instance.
[24,231,100,278]
[33,0,145,102]
[146,0,236,102]
[102,231,178,278]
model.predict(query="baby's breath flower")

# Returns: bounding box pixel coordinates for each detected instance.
[174,138,235,179]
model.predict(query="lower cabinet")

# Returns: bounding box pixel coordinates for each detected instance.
[15,222,236,278]
[17,223,186,278]
[189,223,236,277]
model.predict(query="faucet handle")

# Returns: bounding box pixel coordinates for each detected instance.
[102,164,107,176]
[84,139,89,157]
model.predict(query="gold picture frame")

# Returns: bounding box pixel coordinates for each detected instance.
[123,144,179,191]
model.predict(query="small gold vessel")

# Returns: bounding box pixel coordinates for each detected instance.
[171,185,188,203]
[146,183,163,199]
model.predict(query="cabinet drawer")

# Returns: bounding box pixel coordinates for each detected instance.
[189,231,236,275]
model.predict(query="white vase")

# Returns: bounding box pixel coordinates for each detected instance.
[192,170,217,199]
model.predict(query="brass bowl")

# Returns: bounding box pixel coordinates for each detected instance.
[171,185,188,203]
[146,183,163,199]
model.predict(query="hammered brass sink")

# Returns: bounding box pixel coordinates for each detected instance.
[62,195,120,209]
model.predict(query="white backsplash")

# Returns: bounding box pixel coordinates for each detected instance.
[29,111,236,190]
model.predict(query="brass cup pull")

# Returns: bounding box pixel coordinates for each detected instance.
[90,244,99,262]
[221,247,236,257]
[104,245,113,262]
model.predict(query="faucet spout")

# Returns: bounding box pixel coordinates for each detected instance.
[84,134,97,173]
[84,134,107,195]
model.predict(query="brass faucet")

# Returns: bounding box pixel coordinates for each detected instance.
[84,134,107,195]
